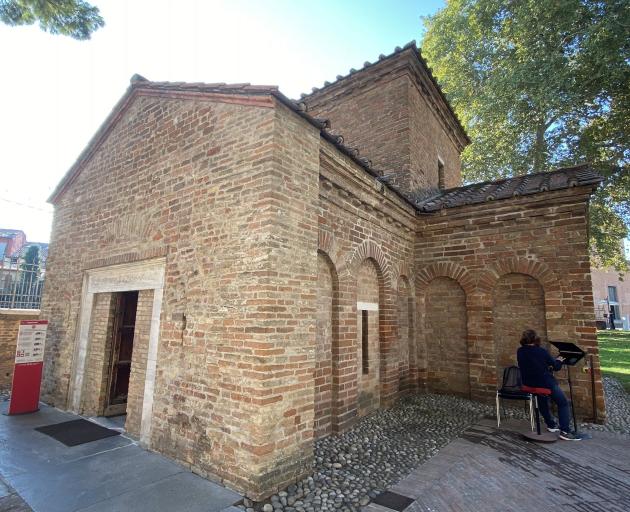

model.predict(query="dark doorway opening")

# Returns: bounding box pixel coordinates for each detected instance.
[105,291,138,417]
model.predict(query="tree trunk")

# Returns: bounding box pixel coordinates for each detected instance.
[533,123,547,171]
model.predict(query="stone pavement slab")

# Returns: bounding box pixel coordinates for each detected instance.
[367,418,630,512]
[0,402,242,512]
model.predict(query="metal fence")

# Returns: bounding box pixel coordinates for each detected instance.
[0,263,44,310]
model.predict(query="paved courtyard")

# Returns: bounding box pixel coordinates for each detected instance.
[368,418,630,512]
[2,378,629,512]
[0,402,241,512]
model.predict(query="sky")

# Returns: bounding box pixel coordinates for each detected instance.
[0,0,444,243]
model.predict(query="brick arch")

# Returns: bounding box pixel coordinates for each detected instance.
[318,230,342,269]
[415,261,475,296]
[340,239,392,283]
[394,261,415,295]
[480,257,560,294]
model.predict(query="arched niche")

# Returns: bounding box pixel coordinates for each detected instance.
[315,251,337,439]
[425,276,470,397]
[397,276,414,392]
[493,272,547,380]
[356,258,381,416]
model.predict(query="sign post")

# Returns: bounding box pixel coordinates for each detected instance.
[8,320,48,415]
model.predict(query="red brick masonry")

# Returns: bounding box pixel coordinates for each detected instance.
[39,44,604,500]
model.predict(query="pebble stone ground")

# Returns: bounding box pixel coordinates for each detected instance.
[243,377,630,512]
[1,377,629,512]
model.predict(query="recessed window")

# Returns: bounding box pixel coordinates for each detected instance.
[608,286,618,303]
[438,158,445,190]
[361,310,369,374]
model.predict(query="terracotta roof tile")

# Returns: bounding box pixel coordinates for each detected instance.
[413,165,603,212]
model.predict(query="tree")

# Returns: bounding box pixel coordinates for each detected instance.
[422,0,629,270]
[0,0,104,40]
[18,245,42,308]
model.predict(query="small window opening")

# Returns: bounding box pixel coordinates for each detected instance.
[361,310,369,374]
[608,286,618,303]
[438,158,445,190]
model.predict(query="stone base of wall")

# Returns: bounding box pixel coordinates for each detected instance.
[0,310,40,391]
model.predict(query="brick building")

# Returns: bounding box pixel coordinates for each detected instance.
[41,43,605,500]
[592,268,630,330]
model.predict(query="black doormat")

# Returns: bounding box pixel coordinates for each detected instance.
[35,419,120,447]
[372,491,415,511]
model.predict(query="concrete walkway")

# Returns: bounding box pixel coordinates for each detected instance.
[365,418,630,512]
[0,402,242,512]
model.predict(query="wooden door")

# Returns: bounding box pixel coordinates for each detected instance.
[105,291,138,416]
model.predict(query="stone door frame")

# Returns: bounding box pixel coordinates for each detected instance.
[68,257,165,446]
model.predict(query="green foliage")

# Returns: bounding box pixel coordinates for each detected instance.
[20,245,39,270]
[597,330,630,392]
[0,0,104,40]
[422,0,629,270]
[19,245,40,292]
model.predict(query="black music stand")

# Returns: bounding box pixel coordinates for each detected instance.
[550,341,591,438]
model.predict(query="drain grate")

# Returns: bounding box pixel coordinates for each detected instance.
[372,491,415,511]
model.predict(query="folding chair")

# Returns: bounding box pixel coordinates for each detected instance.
[496,366,534,430]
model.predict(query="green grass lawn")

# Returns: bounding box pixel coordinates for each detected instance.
[597,330,630,392]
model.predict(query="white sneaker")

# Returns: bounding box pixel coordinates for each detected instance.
[547,427,560,433]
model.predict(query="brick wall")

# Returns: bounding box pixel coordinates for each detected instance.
[41,91,320,500]
[396,277,413,392]
[305,48,465,195]
[415,187,604,419]
[0,311,39,390]
[493,273,547,380]
[126,289,154,437]
[315,252,335,439]
[356,259,381,416]
[80,292,116,415]
[39,74,603,501]
[408,80,461,190]
[424,277,469,397]
[318,141,417,433]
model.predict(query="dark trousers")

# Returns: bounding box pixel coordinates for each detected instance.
[537,383,571,432]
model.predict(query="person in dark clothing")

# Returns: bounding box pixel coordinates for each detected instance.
[516,329,581,441]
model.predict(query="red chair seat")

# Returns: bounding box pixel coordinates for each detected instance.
[521,385,551,396]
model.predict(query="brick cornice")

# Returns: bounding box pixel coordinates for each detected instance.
[320,147,416,233]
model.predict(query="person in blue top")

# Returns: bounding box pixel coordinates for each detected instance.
[516,329,581,441]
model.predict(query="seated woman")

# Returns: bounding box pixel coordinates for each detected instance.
[516,329,581,441]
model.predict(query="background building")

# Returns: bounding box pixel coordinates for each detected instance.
[592,268,630,330]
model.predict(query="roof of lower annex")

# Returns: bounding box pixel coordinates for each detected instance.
[413,165,603,213]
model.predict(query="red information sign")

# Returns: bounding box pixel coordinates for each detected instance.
[8,320,48,415]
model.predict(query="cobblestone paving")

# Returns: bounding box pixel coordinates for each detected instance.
[582,376,630,435]
[0,477,32,512]
[244,377,630,512]
[242,394,531,512]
